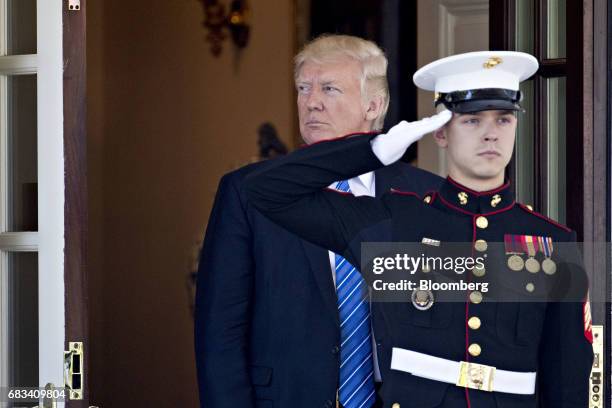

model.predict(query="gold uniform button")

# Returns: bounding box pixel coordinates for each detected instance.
[526,283,535,292]
[474,239,488,252]
[423,195,432,203]
[392,404,400,408]
[468,316,481,330]
[476,216,488,229]
[472,265,486,277]
[468,343,482,357]
[469,291,483,304]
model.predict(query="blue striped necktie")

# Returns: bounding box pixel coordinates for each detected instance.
[334,180,376,408]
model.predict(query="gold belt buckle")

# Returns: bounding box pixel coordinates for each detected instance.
[457,361,496,392]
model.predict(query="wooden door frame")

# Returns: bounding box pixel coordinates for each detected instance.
[63,0,88,406]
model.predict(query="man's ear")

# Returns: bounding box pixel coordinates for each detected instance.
[364,95,384,122]
[433,126,448,148]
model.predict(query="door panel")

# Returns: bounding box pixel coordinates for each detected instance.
[6,252,38,390]
[6,0,36,55]
[7,74,37,232]
[416,0,490,176]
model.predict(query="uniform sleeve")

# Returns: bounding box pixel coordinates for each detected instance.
[244,133,391,263]
[194,173,255,408]
[538,232,594,407]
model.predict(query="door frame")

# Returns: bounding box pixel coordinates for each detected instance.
[63,0,88,406]
[37,0,66,398]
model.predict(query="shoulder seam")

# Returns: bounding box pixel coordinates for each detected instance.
[389,188,421,198]
[517,203,572,232]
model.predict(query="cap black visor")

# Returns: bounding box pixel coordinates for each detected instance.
[435,88,522,113]
[444,99,521,113]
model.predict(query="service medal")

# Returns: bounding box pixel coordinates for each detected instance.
[541,237,556,275]
[524,236,540,273]
[507,254,524,271]
[542,258,556,275]
[525,257,540,273]
[412,289,434,311]
[504,234,525,271]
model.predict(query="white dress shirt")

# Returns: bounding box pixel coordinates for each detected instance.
[327,172,382,381]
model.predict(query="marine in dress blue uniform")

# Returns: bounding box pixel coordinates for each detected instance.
[244,51,594,408]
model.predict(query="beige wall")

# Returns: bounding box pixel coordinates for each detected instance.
[87,0,295,406]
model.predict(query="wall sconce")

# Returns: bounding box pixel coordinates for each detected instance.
[199,0,250,57]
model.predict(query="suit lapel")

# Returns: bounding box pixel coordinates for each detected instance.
[300,240,340,325]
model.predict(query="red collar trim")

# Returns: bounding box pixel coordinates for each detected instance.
[446,176,511,196]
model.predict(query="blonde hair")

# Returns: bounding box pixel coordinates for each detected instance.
[294,34,390,130]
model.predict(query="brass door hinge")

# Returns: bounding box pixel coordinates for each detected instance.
[589,325,604,408]
[68,0,80,11]
[64,342,84,400]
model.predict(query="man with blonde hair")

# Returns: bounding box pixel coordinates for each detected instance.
[293,34,390,133]
[195,34,441,408]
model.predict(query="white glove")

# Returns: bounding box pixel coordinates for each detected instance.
[371,110,453,165]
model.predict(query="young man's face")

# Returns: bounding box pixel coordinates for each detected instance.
[296,58,381,144]
[435,110,517,184]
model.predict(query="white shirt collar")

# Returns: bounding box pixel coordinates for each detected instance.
[328,171,375,197]
[354,171,374,193]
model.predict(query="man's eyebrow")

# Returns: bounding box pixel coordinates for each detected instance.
[320,79,340,86]
[296,79,312,85]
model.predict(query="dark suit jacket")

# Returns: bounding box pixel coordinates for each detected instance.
[195,158,443,408]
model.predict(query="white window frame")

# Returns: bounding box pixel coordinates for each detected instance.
[0,0,64,406]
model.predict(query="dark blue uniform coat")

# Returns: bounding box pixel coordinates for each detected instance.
[244,133,594,408]
[195,156,443,408]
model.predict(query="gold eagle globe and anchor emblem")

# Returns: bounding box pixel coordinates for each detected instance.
[491,194,502,207]
[483,56,503,69]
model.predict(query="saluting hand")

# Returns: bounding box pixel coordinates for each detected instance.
[371,110,453,165]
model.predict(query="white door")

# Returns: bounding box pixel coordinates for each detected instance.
[0,0,65,407]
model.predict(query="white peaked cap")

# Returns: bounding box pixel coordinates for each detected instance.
[413,51,539,93]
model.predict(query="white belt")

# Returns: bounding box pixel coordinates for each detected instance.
[390,347,537,395]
